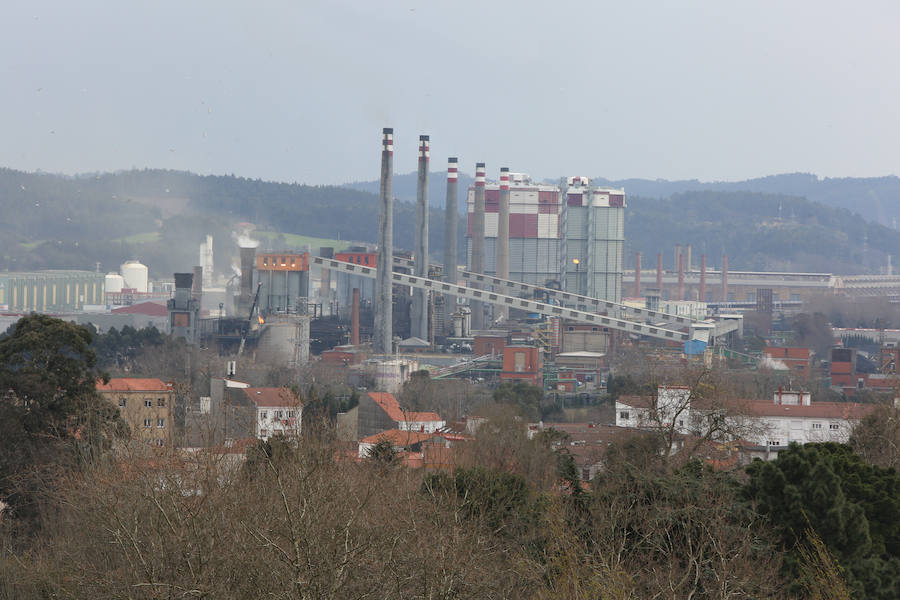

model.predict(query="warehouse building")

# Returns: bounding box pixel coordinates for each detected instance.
[0,270,105,313]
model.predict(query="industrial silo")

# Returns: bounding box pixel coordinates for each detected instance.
[105,272,125,293]
[120,261,149,293]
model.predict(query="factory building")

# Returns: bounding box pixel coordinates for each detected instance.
[254,252,310,314]
[465,175,625,303]
[466,174,562,288]
[0,270,105,312]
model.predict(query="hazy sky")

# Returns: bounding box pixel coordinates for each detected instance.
[3,0,898,185]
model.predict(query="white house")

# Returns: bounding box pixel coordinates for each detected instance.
[241,387,303,441]
[615,386,877,457]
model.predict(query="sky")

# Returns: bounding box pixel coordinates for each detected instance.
[2,0,899,185]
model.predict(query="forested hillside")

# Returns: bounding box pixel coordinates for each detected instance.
[2,168,899,277]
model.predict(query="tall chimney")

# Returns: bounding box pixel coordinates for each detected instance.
[634,252,641,298]
[674,244,682,271]
[239,246,256,313]
[375,128,394,354]
[685,244,692,272]
[351,287,360,346]
[700,253,707,302]
[656,251,663,291]
[192,265,203,304]
[677,253,685,301]
[470,162,486,330]
[496,167,511,320]
[721,253,729,302]
[412,135,430,340]
[443,157,459,333]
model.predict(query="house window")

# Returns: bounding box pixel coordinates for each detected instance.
[619,411,630,420]
[812,423,822,430]
[829,423,840,430]
[260,411,267,419]
[144,400,153,407]
[143,419,152,428]
[157,397,166,407]
[678,420,684,427]
[263,257,268,266]
[768,440,781,446]
[157,418,165,428]
[260,429,268,438]
[156,439,164,447]
[287,410,295,418]
[119,398,126,408]
[275,411,283,419]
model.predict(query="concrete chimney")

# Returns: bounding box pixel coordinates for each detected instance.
[634,252,641,298]
[700,253,707,302]
[443,157,459,333]
[192,265,203,304]
[721,253,729,302]
[375,128,394,354]
[496,167,511,320]
[351,287,360,346]
[470,162,486,330]
[239,246,256,313]
[656,252,663,291]
[674,244,682,271]
[412,135,430,340]
[685,244,692,272]
[677,253,685,301]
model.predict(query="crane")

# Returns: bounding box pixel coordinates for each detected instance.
[238,282,262,356]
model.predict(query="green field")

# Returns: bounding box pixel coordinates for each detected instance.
[113,231,162,244]
[252,231,351,252]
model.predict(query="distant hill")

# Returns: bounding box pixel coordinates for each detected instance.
[345,171,476,208]
[593,173,900,229]
[2,167,900,277]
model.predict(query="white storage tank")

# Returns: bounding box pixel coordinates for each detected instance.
[105,272,125,294]
[120,261,149,293]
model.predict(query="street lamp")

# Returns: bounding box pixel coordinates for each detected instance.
[572,258,580,294]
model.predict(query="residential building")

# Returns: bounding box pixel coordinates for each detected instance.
[97,378,174,448]
[241,387,303,441]
[353,391,444,440]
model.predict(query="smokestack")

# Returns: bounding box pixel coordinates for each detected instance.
[700,254,707,302]
[174,272,194,308]
[470,162,486,330]
[677,253,685,301]
[239,246,256,312]
[656,252,663,291]
[443,157,459,333]
[685,244,692,272]
[496,167,511,320]
[634,252,641,298]
[351,287,360,346]
[192,266,203,304]
[412,135,430,340]
[674,244,682,271]
[375,128,394,354]
[319,247,334,299]
[721,253,729,302]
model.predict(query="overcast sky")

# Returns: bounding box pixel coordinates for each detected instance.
[3,0,898,185]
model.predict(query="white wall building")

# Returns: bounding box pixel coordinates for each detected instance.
[241,387,303,441]
[615,386,877,457]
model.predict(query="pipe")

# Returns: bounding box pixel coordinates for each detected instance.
[470,162,486,330]
[412,135,430,339]
[351,287,360,346]
[496,167,511,320]
[700,254,706,302]
[443,157,459,334]
[634,252,641,298]
[721,253,729,302]
[656,252,663,291]
[375,128,394,354]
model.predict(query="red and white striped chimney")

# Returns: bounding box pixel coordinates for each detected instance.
[375,127,394,354]
[470,162,486,330]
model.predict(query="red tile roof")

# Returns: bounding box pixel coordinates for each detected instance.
[366,392,442,423]
[97,378,171,392]
[241,387,301,408]
[360,429,438,446]
[110,301,168,317]
[743,400,876,420]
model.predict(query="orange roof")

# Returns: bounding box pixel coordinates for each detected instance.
[743,400,876,420]
[366,392,442,423]
[359,429,437,446]
[241,387,301,408]
[367,392,405,421]
[97,378,171,392]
